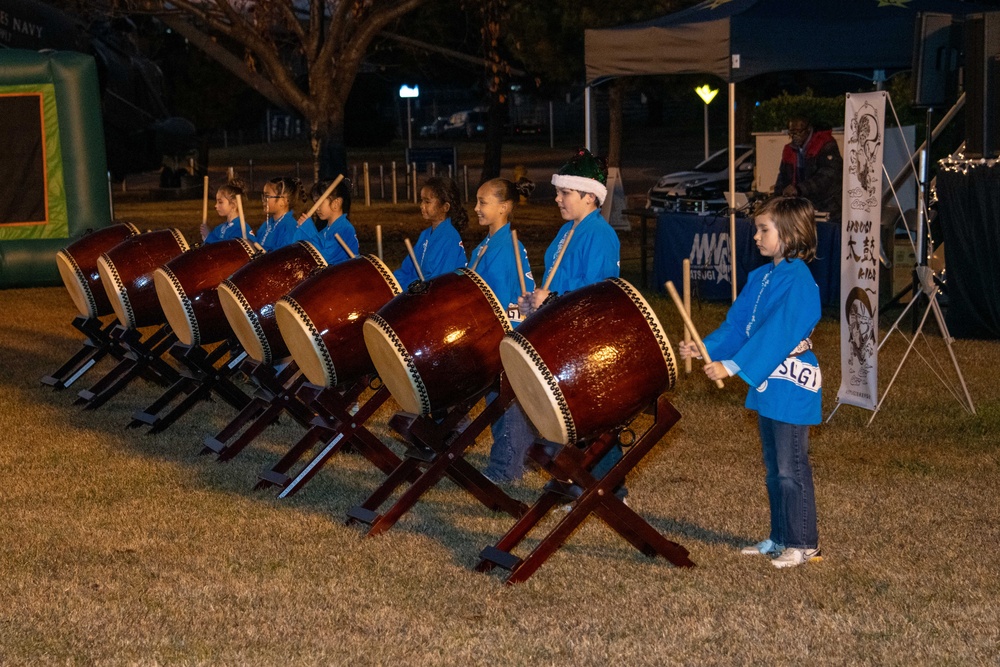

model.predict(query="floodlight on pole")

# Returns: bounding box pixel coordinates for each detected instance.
[399,85,419,149]
[695,84,719,160]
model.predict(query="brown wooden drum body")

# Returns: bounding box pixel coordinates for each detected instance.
[217,241,327,365]
[363,269,511,415]
[275,255,401,388]
[154,239,262,347]
[56,223,141,318]
[97,229,190,329]
[499,278,677,445]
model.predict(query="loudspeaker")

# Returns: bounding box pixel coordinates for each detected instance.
[964,12,1000,158]
[913,13,960,108]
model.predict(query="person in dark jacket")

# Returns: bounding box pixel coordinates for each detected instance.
[773,117,843,218]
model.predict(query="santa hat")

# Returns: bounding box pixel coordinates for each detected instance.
[551,148,608,204]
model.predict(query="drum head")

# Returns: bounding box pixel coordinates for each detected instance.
[499,335,573,445]
[56,250,99,318]
[275,298,330,386]
[363,315,428,415]
[154,266,197,346]
[218,280,268,363]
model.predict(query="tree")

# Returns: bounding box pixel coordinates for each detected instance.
[120,0,429,178]
[506,1,696,166]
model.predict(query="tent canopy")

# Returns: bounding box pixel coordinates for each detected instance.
[585,0,978,84]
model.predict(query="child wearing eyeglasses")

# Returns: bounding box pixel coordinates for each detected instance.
[255,177,320,252]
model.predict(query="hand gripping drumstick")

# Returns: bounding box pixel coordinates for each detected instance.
[511,229,527,296]
[541,227,575,291]
[403,238,425,282]
[665,280,725,389]
[299,174,345,224]
[334,233,356,259]
[235,194,249,240]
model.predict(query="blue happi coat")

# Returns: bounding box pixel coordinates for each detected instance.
[204,217,254,244]
[703,258,822,425]
[468,222,534,326]
[542,208,619,293]
[394,218,466,287]
[256,211,320,252]
[314,214,359,266]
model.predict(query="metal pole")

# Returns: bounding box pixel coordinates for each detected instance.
[412,163,418,203]
[463,165,469,202]
[728,82,737,303]
[704,104,710,161]
[584,86,592,151]
[407,98,413,149]
[379,164,385,200]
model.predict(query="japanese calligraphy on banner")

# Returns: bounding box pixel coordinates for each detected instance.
[836,91,885,410]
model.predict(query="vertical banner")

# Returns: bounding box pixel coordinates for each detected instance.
[836,92,885,410]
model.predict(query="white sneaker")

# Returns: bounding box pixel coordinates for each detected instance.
[771,547,823,569]
[740,539,783,556]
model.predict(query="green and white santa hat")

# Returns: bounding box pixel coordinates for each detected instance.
[551,148,608,204]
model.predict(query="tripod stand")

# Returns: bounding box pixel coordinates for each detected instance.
[866,265,975,425]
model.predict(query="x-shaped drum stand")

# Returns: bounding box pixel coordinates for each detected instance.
[41,315,129,390]
[477,393,694,584]
[75,323,179,410]
[347,376,528,536]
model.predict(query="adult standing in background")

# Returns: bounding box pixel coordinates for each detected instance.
[773,116,843,218]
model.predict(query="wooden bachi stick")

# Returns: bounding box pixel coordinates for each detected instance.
[512,229,527,296]
[235,194,249,240]
[665,280,724,389]
[682,258,692,374]
[541,227,575,291]
[404,238,425,282]
[300,174,345,224]
[333,233,356,259]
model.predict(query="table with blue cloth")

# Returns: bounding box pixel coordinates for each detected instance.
[653,212,841,305]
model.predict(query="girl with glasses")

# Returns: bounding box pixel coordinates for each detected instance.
[255,177,319,252]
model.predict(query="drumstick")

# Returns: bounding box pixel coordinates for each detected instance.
[469,243,487,272]
[235,194,249,240]
[201,176,210,225]
[682,258,692,374]
[333,233,356,259]
[376,225,383,261]
[299,174,344,224]
[665,280,724,389]
[541,227,575,291]
[404,238,425,282]
[512,229,527,296]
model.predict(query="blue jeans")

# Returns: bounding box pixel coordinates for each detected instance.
[758,416,818,549]
[483,394,535,482]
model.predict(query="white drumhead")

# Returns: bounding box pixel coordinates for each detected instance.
[218,281,268,363]
[56,250,97,318]
[499,335,573,445]
[154,267,197,346]
[363,315,429,415]
[275,297,331,387]
[96,254,134,328]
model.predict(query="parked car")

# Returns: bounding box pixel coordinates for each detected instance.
[646,145,755,214]
[419,117,449,138]
[513,121,546,136]
[442,110,488,138]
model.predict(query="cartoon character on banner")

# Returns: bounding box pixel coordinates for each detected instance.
[845,286,876,385]
[847,101,881,212]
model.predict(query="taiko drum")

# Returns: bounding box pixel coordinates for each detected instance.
[363,269,511,415]
[154,239,262,347]
[275,255,401,388]
[97,228,190,329]
[55,223,141,319]
[499,278,677,445]
[217,241,327,365]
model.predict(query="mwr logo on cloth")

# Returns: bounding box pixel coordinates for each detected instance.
[688,232,731,284]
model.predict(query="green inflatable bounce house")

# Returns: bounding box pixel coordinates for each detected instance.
[0,49,111,288]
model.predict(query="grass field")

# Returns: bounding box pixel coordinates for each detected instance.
[2,170,999,665]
